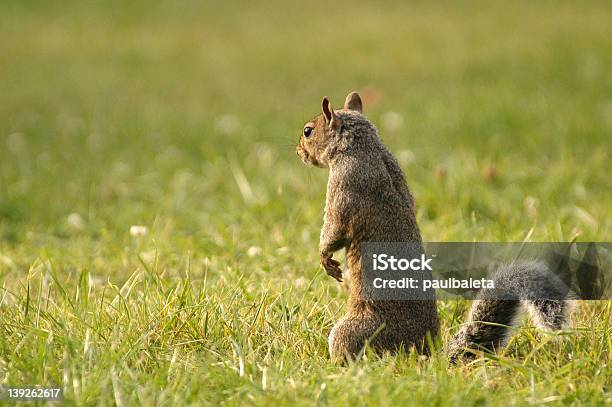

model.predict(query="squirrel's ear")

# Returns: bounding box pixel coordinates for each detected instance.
[322,97,340,129]
[343,91,363,113]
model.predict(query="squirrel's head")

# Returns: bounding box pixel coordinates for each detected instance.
[296,91,363,167]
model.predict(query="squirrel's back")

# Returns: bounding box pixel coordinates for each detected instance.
[327,111,421,245]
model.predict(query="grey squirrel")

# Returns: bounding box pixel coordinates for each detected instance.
[296,91,573,361]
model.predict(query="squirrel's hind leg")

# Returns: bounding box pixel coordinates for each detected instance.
[328,313,383,362]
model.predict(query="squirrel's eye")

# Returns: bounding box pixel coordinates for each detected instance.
[303,127,313,138]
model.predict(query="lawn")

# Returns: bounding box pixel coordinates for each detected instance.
[0,0,611,405]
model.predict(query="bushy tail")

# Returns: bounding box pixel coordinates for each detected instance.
[447,298,573,361]
[448,248,576,362]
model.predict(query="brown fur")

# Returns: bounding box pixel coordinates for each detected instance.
[296,92,439,360]
[296,92,573,363]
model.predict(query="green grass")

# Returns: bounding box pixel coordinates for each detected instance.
[0,0,611,405]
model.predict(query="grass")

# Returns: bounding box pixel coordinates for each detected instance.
[0,0,611,405]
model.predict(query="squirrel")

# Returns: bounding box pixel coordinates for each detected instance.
[296,91,573,361]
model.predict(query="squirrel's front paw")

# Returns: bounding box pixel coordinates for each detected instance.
[321,256,343,282]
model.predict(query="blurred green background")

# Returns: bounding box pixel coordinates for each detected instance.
[0,0,611,404]
[1,1,610,259]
